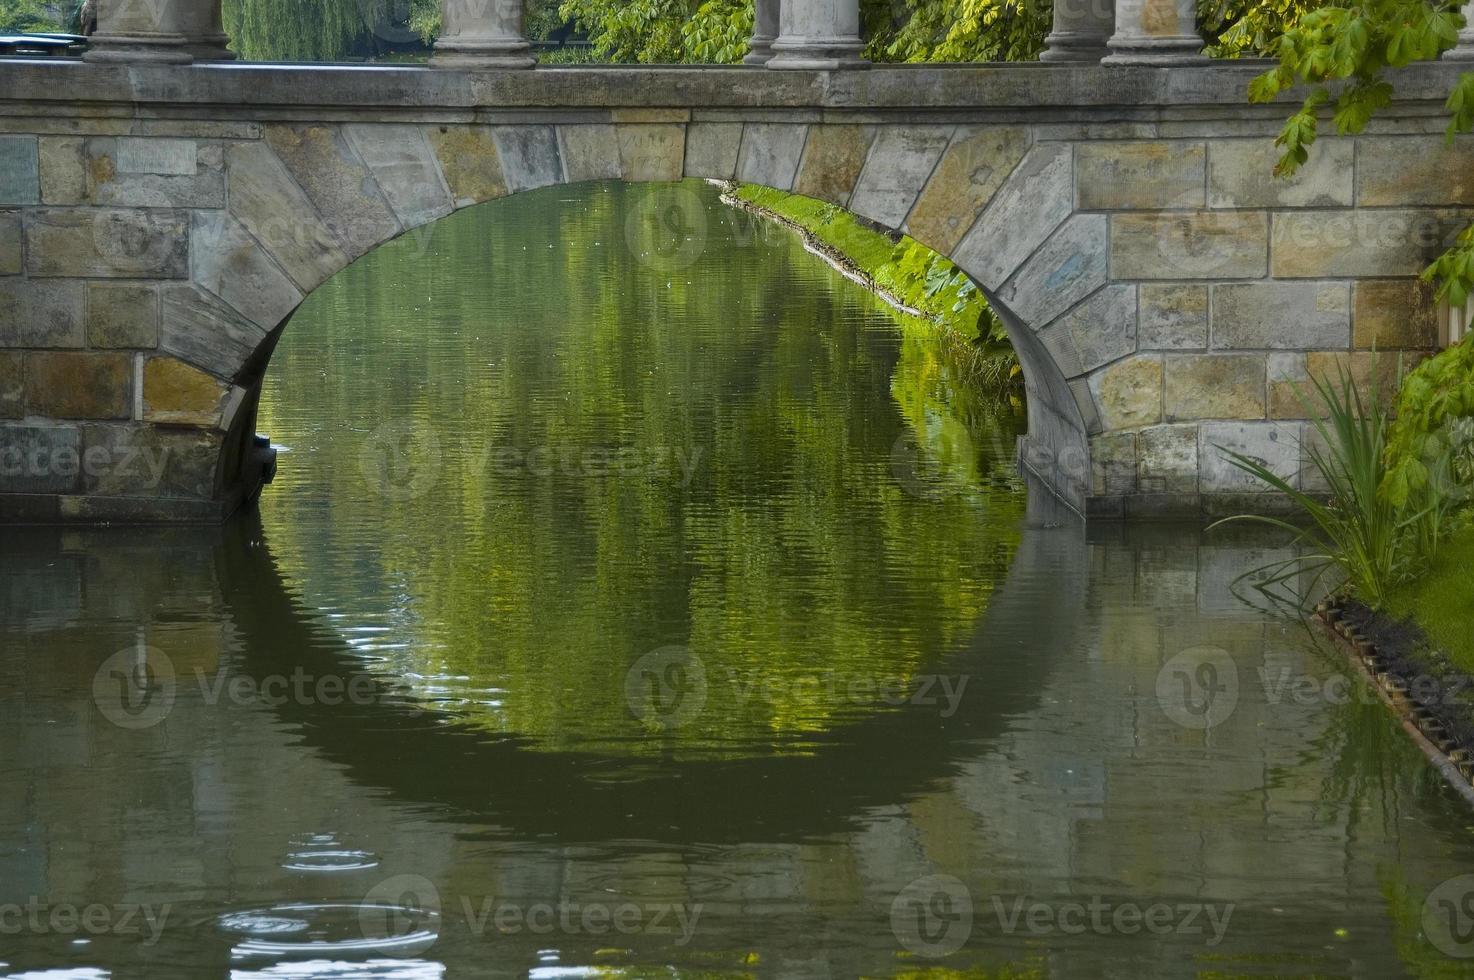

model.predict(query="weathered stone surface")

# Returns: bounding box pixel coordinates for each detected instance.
[344,124,453,228]
[86,282,158,349]
[143,356,229,426]
[1210,281,1350,350]
[24,208,188,278]
[1058,284,1137,372]
[736,123,808,191]
[0,279,83,348]
[0,210,19,275]
[1199,421,1300,492]
[83,137,225,208]
[1076,141,1205,210]
[1068,377,1100,434]
[683,123,743,180]
[38,136,85,204]
[1138,283,1207,350]
[426,125,508,206]
[81,423,220,498]
[1091,431,1138,496]
[1353,279,1439,349]
[226,141,349,294]
[1357,135,1474,206]
[1306,350,1424,404]
[618,125,685,182]
[1270,209,1464,278]
[1037,322,1084,379]
[0,351,19,417]
[793,124,873,206]
[1208,138,1352,208]
[492,125,563,193]
[24,351,131,419]
[0,136,39,204]
[904,125,1029,256]
[0,423,81,494]
[952,143,1072,290]
[558,125,622,183]
[160,282,269,380]
[264,124,400,258]
[1165,353,1265,421]
[1089,354,1163,430]
[1111,210,1267,279]
[847,126,953,229]
[190,211,304,331]
[1137,424,1198,494]
[1267,352,1309,419]
[997,213,1109,326]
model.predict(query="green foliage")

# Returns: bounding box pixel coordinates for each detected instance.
[879,0,1049,63]
[1386,515,1474,671]
[223,0,386,60]
[0,0,65,33]
[1384,336,1474,524]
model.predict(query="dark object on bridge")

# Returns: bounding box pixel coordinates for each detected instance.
[0,33,88,57]
[248,434,278,503]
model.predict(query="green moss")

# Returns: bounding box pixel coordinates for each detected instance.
[1386,516,1474,672]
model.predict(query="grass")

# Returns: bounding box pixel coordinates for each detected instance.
[1385,517,1474,672]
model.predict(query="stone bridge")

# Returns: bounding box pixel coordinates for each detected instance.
[1,0,1472,523]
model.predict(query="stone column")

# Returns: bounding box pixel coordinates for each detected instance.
[745,0,780,65]
[767,0,868,69]
[431,0,536,69]
[1446,1,1474,59]
[85,0,230,63]
[1041,0,1114,62]
[1101,0,1207,64]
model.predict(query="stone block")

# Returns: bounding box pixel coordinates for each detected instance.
[86,282,158,349]
[426,125,509,207]
[344,124,453,229]
[1164,354,1265,421]
[1299,422,1333,494]
[847,126,953,229]
[1210,281,1350,350]
[736,123,808,191]
[1199,421,1301,492]
[0,351,19,418]
[997,213,1109,327]
[38,137,85,205]
[24,351,131,419]
[558,125,622,183]
[1352,279,1439,349]
[0,136,39,204]
[683,123,743,181]
[24,208,189,279]
[1038,322,1084,380]
[1069,377,1101,434]
[190,211,304,331]
[1305,350,1424,407]
[492,125,564,193]
[793,124,873,206]
[1111,210,1268,280]
[264,124,401,258]
[1357,135,1474,206]
[142,356,229,427]
[1267,352,1309,419]
[81,423,220,499]
[1138,283,1207,350]
[1270,209,1465,278]
[1058,284,1137,372]
[1091,431,1138,496]
[1089,354,1163,430]
[1208,138,1352,208]
[0,423,81,494]
[952,142,1072,290]
[0,210,19,275]
[226,141,349,294]
[904,126,1030,256]
[617,125,685,182]
[1076,141,1205,210]
[1137,424,1199,494]
[159,283,269,380]
[83,137,225,208]
[0,279,84,348]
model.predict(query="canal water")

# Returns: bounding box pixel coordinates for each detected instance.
[3,181,1474,978]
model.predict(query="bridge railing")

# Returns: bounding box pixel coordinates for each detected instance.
[63,0,1474,69]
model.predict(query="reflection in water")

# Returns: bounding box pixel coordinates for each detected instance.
[1,182,1472,978]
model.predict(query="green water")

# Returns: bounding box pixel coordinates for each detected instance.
[2,181,1474,978]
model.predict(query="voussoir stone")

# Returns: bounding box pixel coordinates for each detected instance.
[190,211,304,331]
[683,123,743,181]
[848,126,954,229]
[264,123,401,259]
[426,125,509,207]
[997,213,1109,327]
[793,124,874,207]
[952,142,1072,290]
[1075,141,1205,210]
[24,351,131,420]
[904,125,1029,256]
[1058,284,1138,372]
[24,208,188,279]
[1164,353,1265,421]
[160,282,269,381]
[226,140,349,294]
[1210,281,1350,350]
[559,125,622,183]
[492,126,564,193]
[617,125,685,182]
[344,123,454,228]
[736,123,808,191]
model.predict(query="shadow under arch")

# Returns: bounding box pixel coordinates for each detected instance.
[213,498,1087,844]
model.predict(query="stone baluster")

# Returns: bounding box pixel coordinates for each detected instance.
[1447,1,1474,59]
[431,0,536,69]
[85,0,232,63]
[745,0,780,65]
[1101,0,1208,64]
[1041,0,1114,62]
[767,0,867,69]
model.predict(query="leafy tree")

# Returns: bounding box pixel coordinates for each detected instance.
[0,0,65,33]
